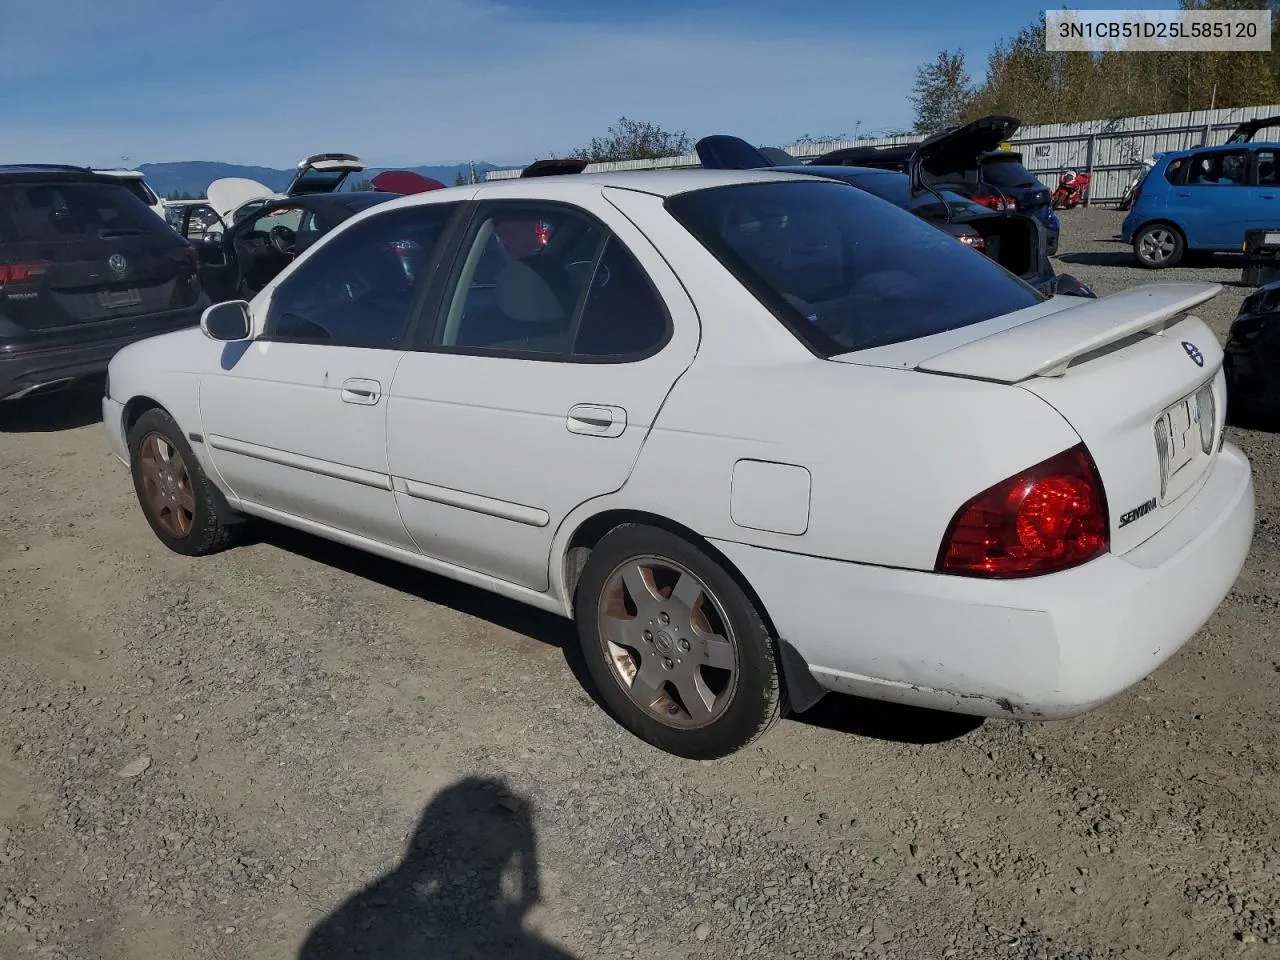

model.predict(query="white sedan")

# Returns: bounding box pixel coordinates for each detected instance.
[101,169,1255,759]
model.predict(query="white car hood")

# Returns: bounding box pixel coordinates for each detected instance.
[207,177,277,222]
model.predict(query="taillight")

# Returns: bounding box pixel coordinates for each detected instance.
[937,444,1109,578]
[0,260,52,286]
[534,220,554,245]
[956,231,987,251]
[972,195,1014,212]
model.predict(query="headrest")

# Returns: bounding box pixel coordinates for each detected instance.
[496,259,564,324]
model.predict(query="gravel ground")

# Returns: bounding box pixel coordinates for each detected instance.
[1,206,1278,960]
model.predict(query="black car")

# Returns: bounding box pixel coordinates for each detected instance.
[0,164,207,402]
[181,191,402,303]
[693,134,1092,299]
[810,116,1062,256]
[1224,278,1280,425]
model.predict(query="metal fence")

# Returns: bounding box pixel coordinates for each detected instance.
[485,103,1280,204]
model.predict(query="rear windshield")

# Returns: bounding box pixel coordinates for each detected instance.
[665,180,1044,356]
[981,158,1040,189]
[0,181,169,242]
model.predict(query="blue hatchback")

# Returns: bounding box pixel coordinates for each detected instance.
[1122,142,1280,268]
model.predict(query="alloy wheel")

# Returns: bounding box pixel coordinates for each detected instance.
[596,556,739,729]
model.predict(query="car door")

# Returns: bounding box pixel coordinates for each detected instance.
[384,193,699,592]
[1249,148,1280,231]
[1172,148,1255,248]
[199,200,465,548]
[237,203,306,295]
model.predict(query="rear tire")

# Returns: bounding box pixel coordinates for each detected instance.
[574,524,785,760]
[1133,223,1185,268]
[127,407,240,557]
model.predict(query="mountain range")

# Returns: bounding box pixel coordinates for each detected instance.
[136,160,509,198]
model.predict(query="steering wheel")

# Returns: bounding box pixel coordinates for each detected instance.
[269,224,297,255]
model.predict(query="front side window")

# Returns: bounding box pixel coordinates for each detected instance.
[667,180,1044,357]
[263,202,460,349]
[1256,150,1277,186]
[434,202,668,360]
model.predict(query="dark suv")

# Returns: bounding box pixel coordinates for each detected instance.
[0,165,207,401]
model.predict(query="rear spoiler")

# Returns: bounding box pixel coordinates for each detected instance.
[915,282,1222,383]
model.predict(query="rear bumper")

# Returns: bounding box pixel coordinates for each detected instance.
[714,442,1254,719]
[0,308,202,401]
[1121,213,1140,243]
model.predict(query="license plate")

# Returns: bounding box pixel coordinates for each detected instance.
[98,288,141,309]
[1265,232,1280,245]
[1155,385,1209,499]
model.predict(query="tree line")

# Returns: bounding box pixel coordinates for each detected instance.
[911,0,1280,134]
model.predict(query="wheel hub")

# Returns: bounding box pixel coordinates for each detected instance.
[653,629,675,654]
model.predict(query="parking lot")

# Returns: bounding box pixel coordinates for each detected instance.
[1,205,1278,960]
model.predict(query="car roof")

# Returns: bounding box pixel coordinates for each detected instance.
[472,168,824,199]
[1170,141,1280,158]
[0,163,106,183]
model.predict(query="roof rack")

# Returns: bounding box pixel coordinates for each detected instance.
[0,162,97,173]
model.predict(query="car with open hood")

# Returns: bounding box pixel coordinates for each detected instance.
[812,116,1061,256]
[693,134,1091,298]
[103,168,1250,759]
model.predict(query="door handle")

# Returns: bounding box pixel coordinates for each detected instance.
[566,403,626,438]
[1263,194,1278,199]
[340,378,381,405]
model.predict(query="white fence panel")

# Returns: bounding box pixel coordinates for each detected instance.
[486,103,1280,203]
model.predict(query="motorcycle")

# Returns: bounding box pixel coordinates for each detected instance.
[1052,170,1091,209]
[1116,156,1155,211]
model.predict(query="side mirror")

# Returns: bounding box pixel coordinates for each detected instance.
[200,300,251,342]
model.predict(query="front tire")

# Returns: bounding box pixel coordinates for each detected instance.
[574,524,785,759]
[127,407,240,557]
[1133,223,1185,268]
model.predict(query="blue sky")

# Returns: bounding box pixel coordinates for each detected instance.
[0,0,1184,169]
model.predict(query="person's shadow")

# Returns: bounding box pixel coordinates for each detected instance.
[298,776,578,959]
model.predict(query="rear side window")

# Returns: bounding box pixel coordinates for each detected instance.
[666,180,1043,357]
[1186,150,1248,185]
[0,181,168,242]
[1164,158,1187,184]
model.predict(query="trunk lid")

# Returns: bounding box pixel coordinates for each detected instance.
[370,170,445,194]
[911,114,1020,196]
[283,152,364,195]
[0,180,201,335]
[694,135,780,171]
[902,282,1226,554]
[1226,114,1280,144]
